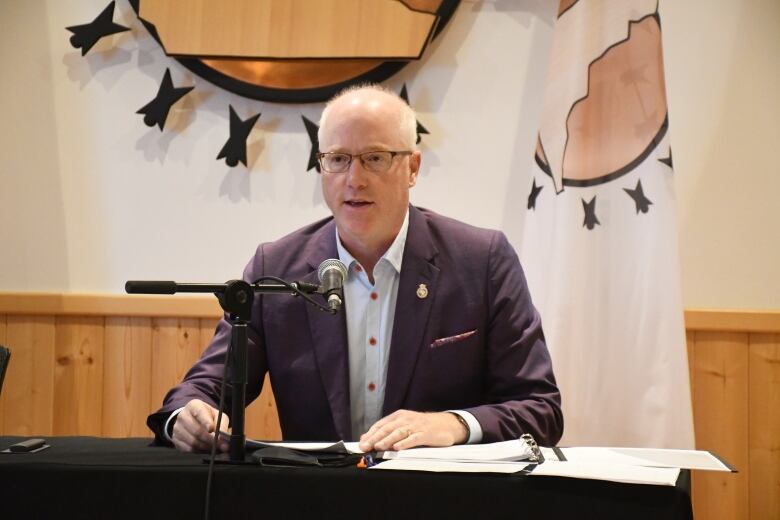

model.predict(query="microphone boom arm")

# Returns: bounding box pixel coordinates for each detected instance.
[125,276,329,463]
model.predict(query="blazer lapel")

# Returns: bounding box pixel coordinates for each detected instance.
[383,207,440,415]
[303,222,352,441]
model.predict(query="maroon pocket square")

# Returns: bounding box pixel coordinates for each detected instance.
[430,329,477,349]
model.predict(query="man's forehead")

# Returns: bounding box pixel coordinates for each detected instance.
[328,92,398,122]
[321,99,403,148]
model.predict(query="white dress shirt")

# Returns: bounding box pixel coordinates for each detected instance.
[336,210,482,443]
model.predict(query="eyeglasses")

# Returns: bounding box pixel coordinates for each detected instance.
[316,151,413,174]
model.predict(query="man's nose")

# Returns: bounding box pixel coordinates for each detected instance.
[345,157,370,188]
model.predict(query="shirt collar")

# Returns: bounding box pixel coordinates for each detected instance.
[335,209,409,275]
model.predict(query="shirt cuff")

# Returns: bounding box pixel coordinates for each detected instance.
[448,410,483,444]
[163,407,185,443]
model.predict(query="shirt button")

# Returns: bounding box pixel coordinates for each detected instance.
[370,292,378,300]
[368,337,377,346]
[367,382,376,392]
[355,265,363,272]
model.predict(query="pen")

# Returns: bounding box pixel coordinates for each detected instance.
[357,452,378,468]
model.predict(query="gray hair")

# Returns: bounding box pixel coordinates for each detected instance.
[318,84,418,150]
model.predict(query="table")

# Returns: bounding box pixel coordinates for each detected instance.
[0,436,692,520]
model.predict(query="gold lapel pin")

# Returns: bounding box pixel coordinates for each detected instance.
[416,283,428,299]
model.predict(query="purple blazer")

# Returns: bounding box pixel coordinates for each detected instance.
[147,206,563,445]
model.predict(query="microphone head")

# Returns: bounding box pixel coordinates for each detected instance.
[317,259,347,313]
[317,259,348,283]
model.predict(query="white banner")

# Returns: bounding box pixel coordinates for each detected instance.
[521,0,694,448]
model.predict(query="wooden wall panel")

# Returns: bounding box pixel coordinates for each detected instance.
[150,318,203,410]
[53,316,105,435]
[2,316,55,436]
[103,317,153,437]
[690,332,749,520]
[749,333,780,520]
[248,374,282,441]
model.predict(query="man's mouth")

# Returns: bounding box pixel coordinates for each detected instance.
[344,199,372,207]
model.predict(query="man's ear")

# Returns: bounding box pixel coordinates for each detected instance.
[408,151,421,187]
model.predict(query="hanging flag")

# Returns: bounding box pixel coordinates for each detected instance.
[521,0,694,448]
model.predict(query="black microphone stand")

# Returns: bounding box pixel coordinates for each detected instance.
[126,278,325,463]
[218,279,253,463]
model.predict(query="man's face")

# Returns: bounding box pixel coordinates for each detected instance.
[319,94,420,256]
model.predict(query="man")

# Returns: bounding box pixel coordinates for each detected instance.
[147,85,563,453]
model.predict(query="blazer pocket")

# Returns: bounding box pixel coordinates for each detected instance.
[430,329,477,349]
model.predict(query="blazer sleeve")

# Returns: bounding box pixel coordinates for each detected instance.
[463,231,564,446]
[146,246,269,445]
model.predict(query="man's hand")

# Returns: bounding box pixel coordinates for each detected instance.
[358,410,468,452]
[171,399,231,453]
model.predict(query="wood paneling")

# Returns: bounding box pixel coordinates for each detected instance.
[249,374,282,441]
[3,315,55,436]
[0,294,778,519]
[749,333,780,519]
[0,293,221,318]
[102,317,153,437]
[690,332,749,520]
[53,316,104,435]
[150,318,203,409]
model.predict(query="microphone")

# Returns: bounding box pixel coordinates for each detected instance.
[317,259,347,312]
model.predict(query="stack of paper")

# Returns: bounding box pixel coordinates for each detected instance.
[371,443,734,486]
[379,438,533,462]
[373,439,535,474]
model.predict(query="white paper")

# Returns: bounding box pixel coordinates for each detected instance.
[380,438,532,461]
[541,446,562,461]
[559,447,733,472]
[372,459,531,474]
[530,460,681,486]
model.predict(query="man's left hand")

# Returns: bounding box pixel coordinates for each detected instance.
[358,410,468,452]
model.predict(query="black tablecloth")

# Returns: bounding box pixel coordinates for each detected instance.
[0,436,692,520]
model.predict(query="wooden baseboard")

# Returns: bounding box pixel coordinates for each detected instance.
[0,293,222,318]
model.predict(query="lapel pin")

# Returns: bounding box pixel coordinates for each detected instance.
[416,283,428,299]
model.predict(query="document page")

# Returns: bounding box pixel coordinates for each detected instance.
[379,438,533,462]
[530,461,681,486]
[372,459,531,474]
[559,447,734,472]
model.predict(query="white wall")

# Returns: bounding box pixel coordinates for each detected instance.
[0,0,777,309]
[662,0,780,309]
